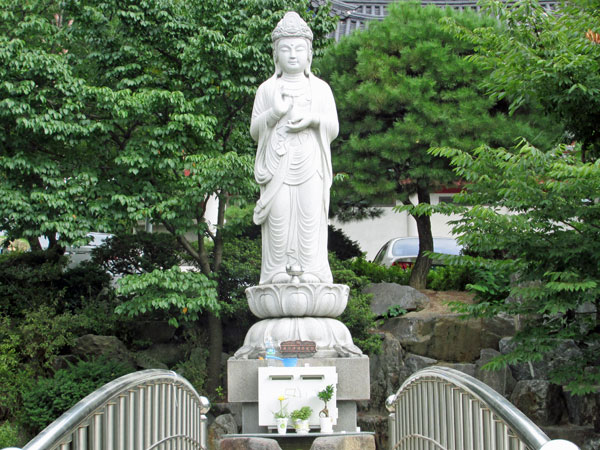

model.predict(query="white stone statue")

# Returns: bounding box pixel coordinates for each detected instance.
[251,11,338,285]
[234,12,362,359]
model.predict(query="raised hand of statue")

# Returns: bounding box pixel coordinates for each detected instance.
[286,114,319,133]
[272,86,292,118]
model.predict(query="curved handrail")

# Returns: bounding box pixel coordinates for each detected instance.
[15,369,210,450]
[386,366,578,450]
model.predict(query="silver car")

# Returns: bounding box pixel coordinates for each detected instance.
[373,237,463,268]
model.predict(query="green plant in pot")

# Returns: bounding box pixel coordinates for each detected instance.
[317,384,335,433]
[290,406,312,434]
[273,395,288,434]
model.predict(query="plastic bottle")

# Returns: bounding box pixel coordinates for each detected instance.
[264,334,276,366]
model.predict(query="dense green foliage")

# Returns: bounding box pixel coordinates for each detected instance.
[21,358,133,433]
[445,0,600,160]
[428,0,600,398]
[319,2,557,288]
[432,142,600,395]
[91,232,184,276]
[0,0,338,391]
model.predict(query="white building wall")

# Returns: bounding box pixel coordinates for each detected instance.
[332,192,462,260]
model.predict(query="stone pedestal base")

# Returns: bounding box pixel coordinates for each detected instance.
[233,318,363,359]
[227,357,370,433]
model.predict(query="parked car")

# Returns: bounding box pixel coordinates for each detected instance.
[373,237,463,268]
[65,232,113,267]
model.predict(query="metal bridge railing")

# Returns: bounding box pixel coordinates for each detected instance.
[3,369,210,450]
[386,366,579,450]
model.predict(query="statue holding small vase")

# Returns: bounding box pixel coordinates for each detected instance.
[235,11,361,359]
[251,11,338,285]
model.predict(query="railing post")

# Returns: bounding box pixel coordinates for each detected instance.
[386,394,397,450]
[199,396,210,450]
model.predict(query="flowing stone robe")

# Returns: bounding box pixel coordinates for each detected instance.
[251,74,338,285]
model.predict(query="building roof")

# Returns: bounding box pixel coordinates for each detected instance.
[324,0,559,40]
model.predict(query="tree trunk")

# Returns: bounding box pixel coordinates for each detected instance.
[409,187,433,289]
[27,237,42,251]
[206,311,223,395]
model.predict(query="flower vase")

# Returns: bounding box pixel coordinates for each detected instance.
[319,417,333,433]
[276,418,288,434]
[294,419,310,434]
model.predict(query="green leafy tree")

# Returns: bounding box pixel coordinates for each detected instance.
[432,142,600,422]
[0,1,109,250]
[318,2,556,288]
[431,0,600,429]
[445,0,600,160]
[1,0,336,392]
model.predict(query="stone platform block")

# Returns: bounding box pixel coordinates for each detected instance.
[228,356,370,402]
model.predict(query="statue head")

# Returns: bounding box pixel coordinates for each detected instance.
[272,12,313,77]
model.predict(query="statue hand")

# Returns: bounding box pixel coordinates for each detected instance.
[272,87,292,117]
[286,114,319,133]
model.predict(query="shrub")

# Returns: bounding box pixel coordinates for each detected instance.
[328,226,362,260]
[0,250,66,317]
[21,358,133,434]
[91,232,183,276]
[0,421,21,448]
[347,257,411,285]
[427,264,473,291]
[330,254,383,355]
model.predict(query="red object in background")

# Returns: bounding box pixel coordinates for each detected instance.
[183,169,191,177]
[392,261,413,270]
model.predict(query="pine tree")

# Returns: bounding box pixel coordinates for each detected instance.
[318,2,557,288]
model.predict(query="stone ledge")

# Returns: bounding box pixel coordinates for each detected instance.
[228,357,370,403]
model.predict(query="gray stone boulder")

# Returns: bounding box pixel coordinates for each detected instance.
[499,338,583,381]
[509,380,564,426]
[136,343,187,367]
[310,434,376,450]
[563,391,599,426]
[475,348,516,397]
[208,414,239,450]
[436,362,477,378]
[582,436,600,450]
[220,437,281,450]
[398,353,438,386]
[71,334,136,370]
[364,283,430,316]
[383,314,515,362]
[367,332,404,411]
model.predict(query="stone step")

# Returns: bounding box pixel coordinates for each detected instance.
[220,432,375,450]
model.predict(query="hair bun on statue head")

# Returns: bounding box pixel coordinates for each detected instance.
[272,11,313,42]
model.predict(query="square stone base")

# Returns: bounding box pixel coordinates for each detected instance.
[227,356,370,433]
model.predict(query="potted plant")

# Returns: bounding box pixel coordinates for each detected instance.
[317,384,335,433]
[290,406,312,434]
[273,396,288,434]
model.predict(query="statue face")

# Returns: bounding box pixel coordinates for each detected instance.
[276,37,310,75]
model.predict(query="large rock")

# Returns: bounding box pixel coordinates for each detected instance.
[310,434,376,450]
[499,338,583,381]
[563,391,599,426]
[130,320,176,344]
[208,414,239,450]
[136,343,187,367]
[219,437,281,450]
[367,332,404,411]
[509,380,564,426]
[436,362,476,378]
[582,436,600,450]
[398,353,438,385]
[382,314,514,362]
[357,413,388,450]
[71,334,136,369]
[475,348,516,397]
[364,283,430,316]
